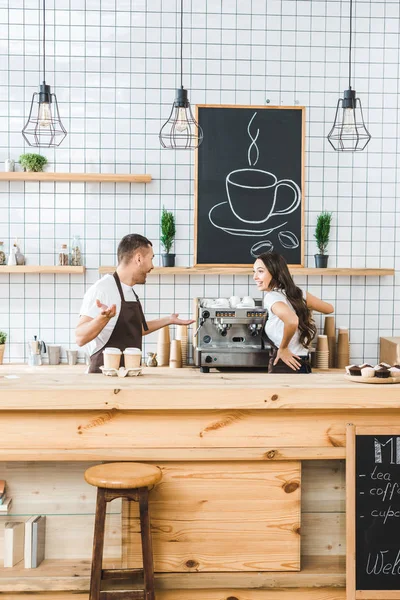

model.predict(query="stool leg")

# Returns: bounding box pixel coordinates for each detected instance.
[89,487,107,600]
[138,487,156,600]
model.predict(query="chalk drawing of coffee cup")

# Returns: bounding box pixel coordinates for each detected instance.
[225,168,301,224]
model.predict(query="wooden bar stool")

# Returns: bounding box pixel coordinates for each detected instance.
[84,462,162,600]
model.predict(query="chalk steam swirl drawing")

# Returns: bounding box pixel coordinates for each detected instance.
[208,111,300,253]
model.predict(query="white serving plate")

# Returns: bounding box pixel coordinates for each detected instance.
[344,374,400,384]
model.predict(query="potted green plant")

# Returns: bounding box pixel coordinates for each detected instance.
[0,331,7,365]
[314,211,332,268]
[160,207,176,267]
[19,153,48,172]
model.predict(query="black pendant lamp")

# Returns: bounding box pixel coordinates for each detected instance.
[159,0,203,149]
[22,0,67,147]
[327,0,371,152]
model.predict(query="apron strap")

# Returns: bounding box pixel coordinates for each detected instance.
[113,271,125,301]
[132,289,149,332]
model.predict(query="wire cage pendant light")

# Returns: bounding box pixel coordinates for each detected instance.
[327,0,371,152]
[159,0,203,150]
[22,0,67,147]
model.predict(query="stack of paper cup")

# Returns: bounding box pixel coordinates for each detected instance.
[316,335,330,369]
[169,339,182,368]
[337,328,350,369]
[176,325,188,366]
[157,326,170,366]
[323,316,336,368]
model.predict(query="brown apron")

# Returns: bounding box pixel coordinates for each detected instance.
[88,272,149,374]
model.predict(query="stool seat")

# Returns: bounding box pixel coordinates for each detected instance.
[84,462,162,489]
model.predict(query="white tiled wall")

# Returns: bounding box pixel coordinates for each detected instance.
[0,0,399,364]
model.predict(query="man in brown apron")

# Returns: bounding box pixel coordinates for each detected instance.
[75,234,194,373]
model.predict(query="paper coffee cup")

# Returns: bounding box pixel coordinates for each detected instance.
[103,347,122,370]
[123,347,142,369]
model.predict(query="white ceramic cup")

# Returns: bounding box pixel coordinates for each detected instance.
[214,298,230,307]
[123,347,142,369]
[229,296,241,308]
[241,296,255,307]
[103,347,122,370]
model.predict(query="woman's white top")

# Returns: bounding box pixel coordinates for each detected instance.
[263,289,307,355]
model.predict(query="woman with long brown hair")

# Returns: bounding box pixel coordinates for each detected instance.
[253,252,334,373]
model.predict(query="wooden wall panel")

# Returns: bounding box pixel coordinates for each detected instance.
[123,462,301,572]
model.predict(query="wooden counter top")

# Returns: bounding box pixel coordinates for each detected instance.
[0,364,399,410]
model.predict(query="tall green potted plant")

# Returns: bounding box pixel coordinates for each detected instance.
[160,207,176,267]
[314,212,332,268]
[0,331,7,364]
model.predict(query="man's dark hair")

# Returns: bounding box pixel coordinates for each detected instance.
[117,234,152,264]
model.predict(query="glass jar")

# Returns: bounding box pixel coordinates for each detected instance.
[70,235,82,266]
[0,242,5,265]
[58,243,69,266]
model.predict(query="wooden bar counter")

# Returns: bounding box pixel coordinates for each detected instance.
[1,365,397,600]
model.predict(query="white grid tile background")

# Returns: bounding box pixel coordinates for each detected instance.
[0,0,399,364]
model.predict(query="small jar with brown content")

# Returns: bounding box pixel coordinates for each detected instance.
[59,243,69,266]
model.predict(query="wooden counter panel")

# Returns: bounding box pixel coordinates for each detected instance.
[122,462,300,572]
[2,367,400,410]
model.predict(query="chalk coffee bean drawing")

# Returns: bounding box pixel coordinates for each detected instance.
[250,240,274,258]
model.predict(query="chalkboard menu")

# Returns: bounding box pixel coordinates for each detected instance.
[347,425,400,598]
[194,105,304,267]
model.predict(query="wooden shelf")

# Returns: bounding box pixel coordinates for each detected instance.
[0,172,151,183]
[0,556,345,592]
[99,266,394,276]
[0,266,85,274]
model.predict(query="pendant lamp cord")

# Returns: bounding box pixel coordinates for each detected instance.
[180,0,183,89]
[42,0,46,83]
[348,0,352,89]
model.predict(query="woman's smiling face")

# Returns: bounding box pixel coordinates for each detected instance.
[253,259,273,291]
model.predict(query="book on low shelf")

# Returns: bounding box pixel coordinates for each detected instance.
[4,521,24,567]
[24,515,46,568]
[32,515,46,568]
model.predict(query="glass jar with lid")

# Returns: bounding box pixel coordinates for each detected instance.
[70,235,83,266]
[0,242,5,265]
[58,243,69,266]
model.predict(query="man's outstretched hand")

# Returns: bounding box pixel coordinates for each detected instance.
[169,313,195,326]
[96,299,117,320]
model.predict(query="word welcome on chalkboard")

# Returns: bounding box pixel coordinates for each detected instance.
[194,105,305,267]
[347,425,400,600]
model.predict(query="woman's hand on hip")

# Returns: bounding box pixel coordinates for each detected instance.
[274,347,301,370]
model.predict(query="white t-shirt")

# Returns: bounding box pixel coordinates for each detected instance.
[263,289,307,356]
[79,274,138,357]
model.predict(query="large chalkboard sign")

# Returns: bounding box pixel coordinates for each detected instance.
[347,425,400,599]
[195,105,305,267]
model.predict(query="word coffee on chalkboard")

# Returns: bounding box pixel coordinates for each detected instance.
[347,425,400,599]
[194,105,305,267]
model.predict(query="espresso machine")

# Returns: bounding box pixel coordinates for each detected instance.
[193,298,271,372]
